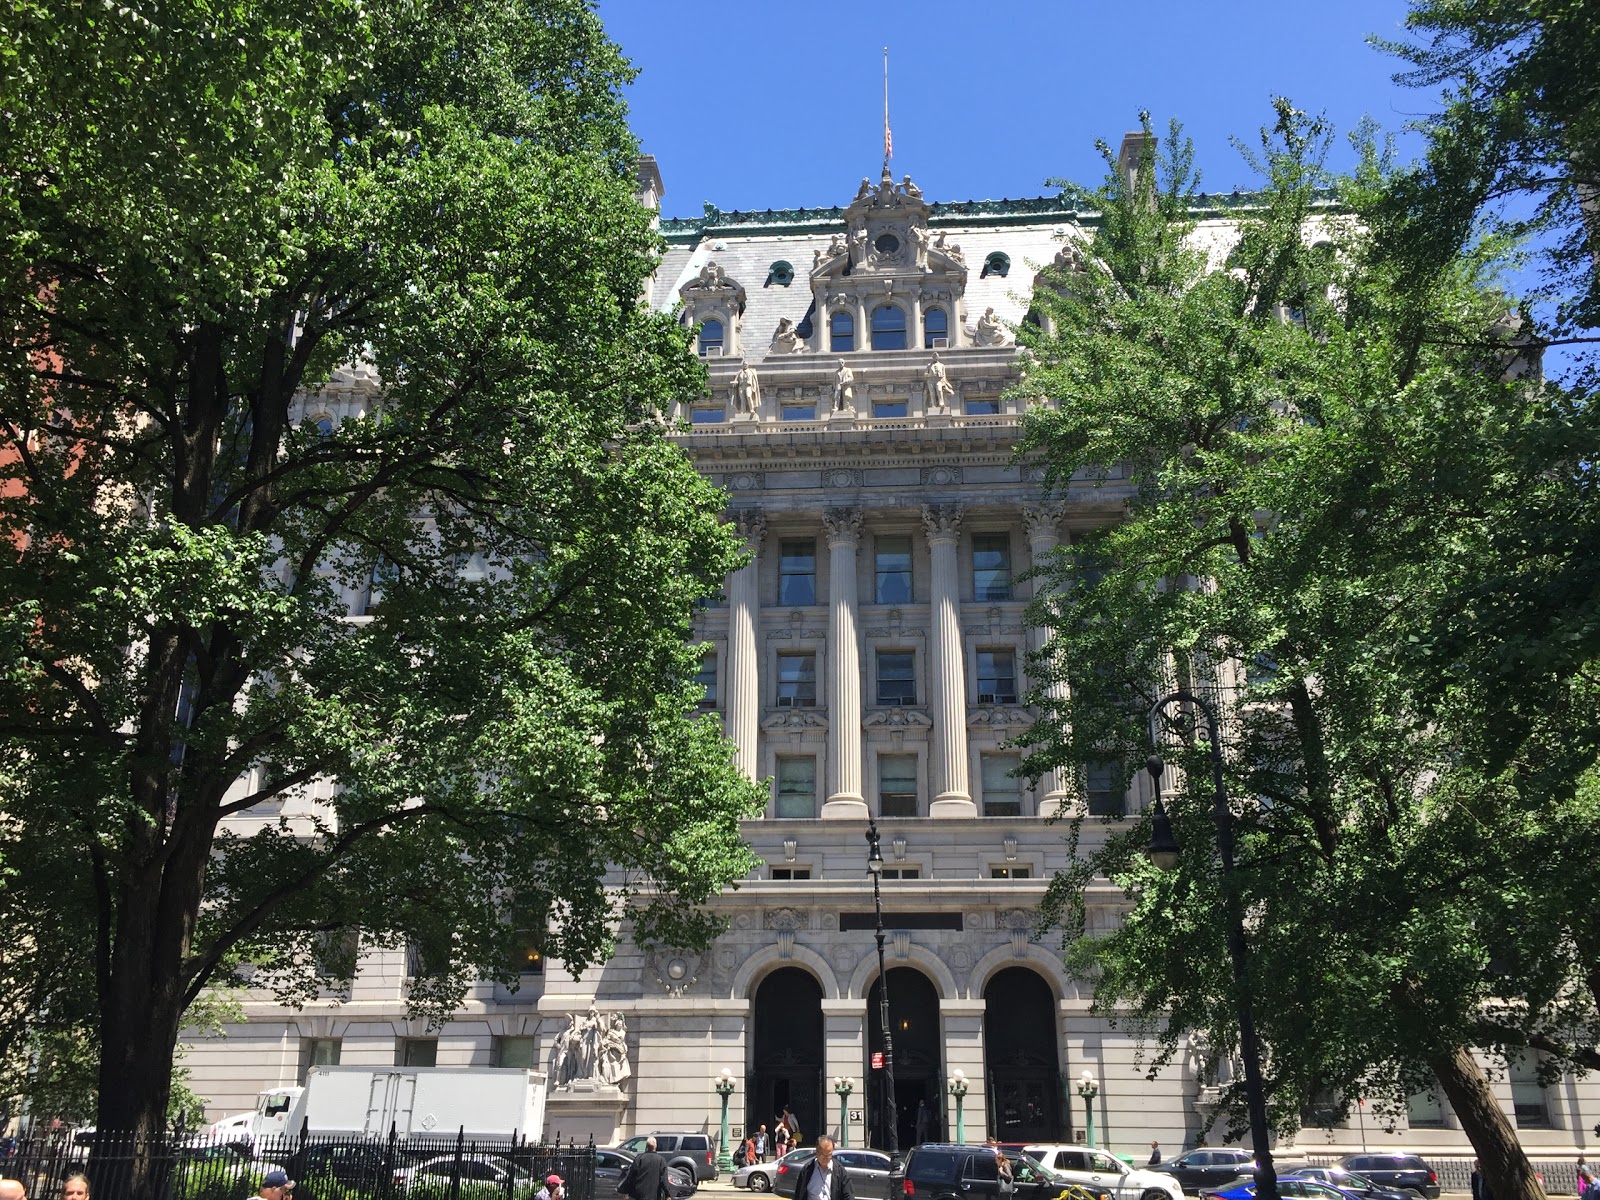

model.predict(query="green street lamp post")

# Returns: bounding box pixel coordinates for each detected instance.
[715,1068,737,1172]
[1076,1070,1099,1148]
[834,1076,855,1148]
[948,1070,969,1143]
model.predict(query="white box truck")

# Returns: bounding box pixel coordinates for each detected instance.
[251,1067,548,1144]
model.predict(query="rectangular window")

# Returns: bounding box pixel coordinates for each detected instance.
[1508,1054,1549,1127]
[876,651,917,706]
[872,400,908,418]
[875,536,912,604]
[782,404,817,421]
[694,650,718,710]
[1406,1087,1445,1128]
[492,1036,538,1069]
[976,649,1017,704]
[406,935,449,979]
[964,397,1001,416]
[775,756,817,818]
[779,540,817,606]
[509,915,545,975]
[398,1038,438,1068]
[981,753,1022,817]
[312,929,360,980]
[776,653,817,707]
[878,754,918,818]
[771,867,812,880]
[880,867,920,880]
[690,405,725,424]
[991,866,1032,879]
[1086,761,1124,817]
[972,534,1012,601]
[299,1037,341,1082]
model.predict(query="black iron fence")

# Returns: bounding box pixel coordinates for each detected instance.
[0,1129,595,1200]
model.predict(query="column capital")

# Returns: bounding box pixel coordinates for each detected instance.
[920,503,963,544]
[823,505,864,547]
[731,508,766,548]
[1022,503,1065,545]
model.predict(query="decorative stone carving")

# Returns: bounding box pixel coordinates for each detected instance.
[997,908,1033,931]
[948,944,974,972]
[830,944,857,973]
[647,947,702,998]
[920,504,963,542]
[727,472,763,492]
[762,709,827,729]
[770,317,806,354]
[862,708,932,729]
[732,364,761,417]
[551,1007,632,1086]
[681,261,746,311]
[832,361,856,412]
[1021,503,1064,543]
[933,231,965,264]
[1052,243,1089,274]
[968,706,1031,727]
[920,466,962,486]
[891,931,911,960]
[733,509,766,548]
[776,930,795,959]
[822,468,863,489]
[972,306,1012,347]
[823,506,863,545]
[924,357,955,411]
[909,224,930,269]
[765,907,811,930]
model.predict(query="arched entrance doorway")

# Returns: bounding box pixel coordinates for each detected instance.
[866,966,941,1151]
[750,967,824,1151]
[983,967,1061,1143]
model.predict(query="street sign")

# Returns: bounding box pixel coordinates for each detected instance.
[871,1052,884,1069]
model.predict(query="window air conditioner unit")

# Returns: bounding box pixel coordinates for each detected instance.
[703,346,724,357]
[978,693,996,704]
[929,337,949,349]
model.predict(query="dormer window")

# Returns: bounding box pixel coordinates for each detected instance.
[923,308,948,349]
[830,311,855,352]
[698,318,725,357]
[769,260,795,287]
[983,251,1011,278]
[870,305,907,351]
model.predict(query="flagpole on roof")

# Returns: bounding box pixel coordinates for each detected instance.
[883,46,892,174]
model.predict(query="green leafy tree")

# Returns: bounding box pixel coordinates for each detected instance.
[1018,107,1599,1200]
[0,0,763,1168]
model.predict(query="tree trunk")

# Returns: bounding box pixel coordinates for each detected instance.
[1427,1044,1545,1200]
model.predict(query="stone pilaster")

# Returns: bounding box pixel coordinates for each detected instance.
[922,504,975,817]
[1023,504,1070,818]
[822,507,867,819]
[726,510,765,782]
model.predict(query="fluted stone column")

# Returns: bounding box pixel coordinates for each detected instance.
[726,510,765,782]
[822,507,867,819]
[923,504,975,817]
[1023,504,1070,818]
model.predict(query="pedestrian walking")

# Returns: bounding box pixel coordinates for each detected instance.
[781,1105,800,1147]
[0,1179,26,1200]
[1149,1142,1162,1167]
[537,1174,564,1200]
[755,1125,769,1163]
[257,1170,295,1200]
[774,1120,790,1156]
[62,1176,89,1200]
[1577,1166,1598,1200]
[791,1136,855,1200]
[619,1137,672,1200]
[1471,1160,1491,1200]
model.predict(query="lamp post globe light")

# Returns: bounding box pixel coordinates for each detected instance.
[715,1068,737,1172]
[866,815,899,1154]
[1144,689,1279,1200]
[948,1069,969,1144]
[1075,1070,1099,1148]
[834,1076,855,1148]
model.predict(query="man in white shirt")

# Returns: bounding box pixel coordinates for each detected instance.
[791,1136,854,1200]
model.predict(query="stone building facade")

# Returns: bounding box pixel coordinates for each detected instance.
[185,148,1599,1164]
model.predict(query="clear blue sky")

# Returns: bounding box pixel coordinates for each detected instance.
[596,0,1434,219]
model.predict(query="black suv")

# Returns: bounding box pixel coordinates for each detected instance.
[618,1134,718,1183]
[1336,1156,1439,1199]
[890,1144,1015,1200]
[1151,1148,1257,1192]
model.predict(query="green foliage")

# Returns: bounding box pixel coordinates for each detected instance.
[1018,104,1600,1147]
[0,0,763,1133]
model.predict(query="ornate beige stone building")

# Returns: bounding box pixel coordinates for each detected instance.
[186,148,1599,1166]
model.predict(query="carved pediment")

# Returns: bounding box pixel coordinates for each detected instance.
[762,709,828,730]
[862,708,933,729]
[968,706,1031,727]
[680,260,747,314]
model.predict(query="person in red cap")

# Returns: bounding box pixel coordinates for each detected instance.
[536,1173,564,1200]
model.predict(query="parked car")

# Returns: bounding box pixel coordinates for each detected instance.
[770,1149,894,1200]
[1021,1144,1185,1200]
[1007,1152,1107,1200]
[394,1153,531,1189]
[1335,1156,1439,1200]
[597,1147,697,1200]
[618,1134,719,1182]
[1200,1181,1365,1200]
[737,1148,809,1193]
[1149,1149,1258,1193]
[888,1144,1014,1200]
[1284,1167,1413,1200]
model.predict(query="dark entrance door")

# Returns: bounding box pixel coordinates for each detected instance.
[983,968,1061,1143]
[866,967,942,1151]
[750,967,824,1150]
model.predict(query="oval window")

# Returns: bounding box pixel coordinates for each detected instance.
[875,233,900,255]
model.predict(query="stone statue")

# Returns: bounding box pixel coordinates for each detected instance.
[697,262,727,288]
[855,178,873,202]
[732,364,761,414]
[924,356,954,410]
[550,1012,580,1084]
[832,361,856,412]
[1054,243,1088,273]
[909,224,930,269]
[597,1012,632,1085]
[849,227,868,266]
[770,317,804,354]
[933,231,965,264]
[901,175,923,201]
[973,306,1011,347]
[827,232,847,259]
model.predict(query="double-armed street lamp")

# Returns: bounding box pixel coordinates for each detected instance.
[834,1076,855,1147]
[948,1070,969,1143]
[714,1068,737,1172]
[1075,1070,1099,1147]
[1145,689,1279,1200]
[866,815,899,1155]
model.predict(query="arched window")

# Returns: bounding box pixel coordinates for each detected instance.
[698,318,725,357]
[308,413,335,436]
[870,305,907,351]
[829,311,855,352]
[923,308,948,349]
